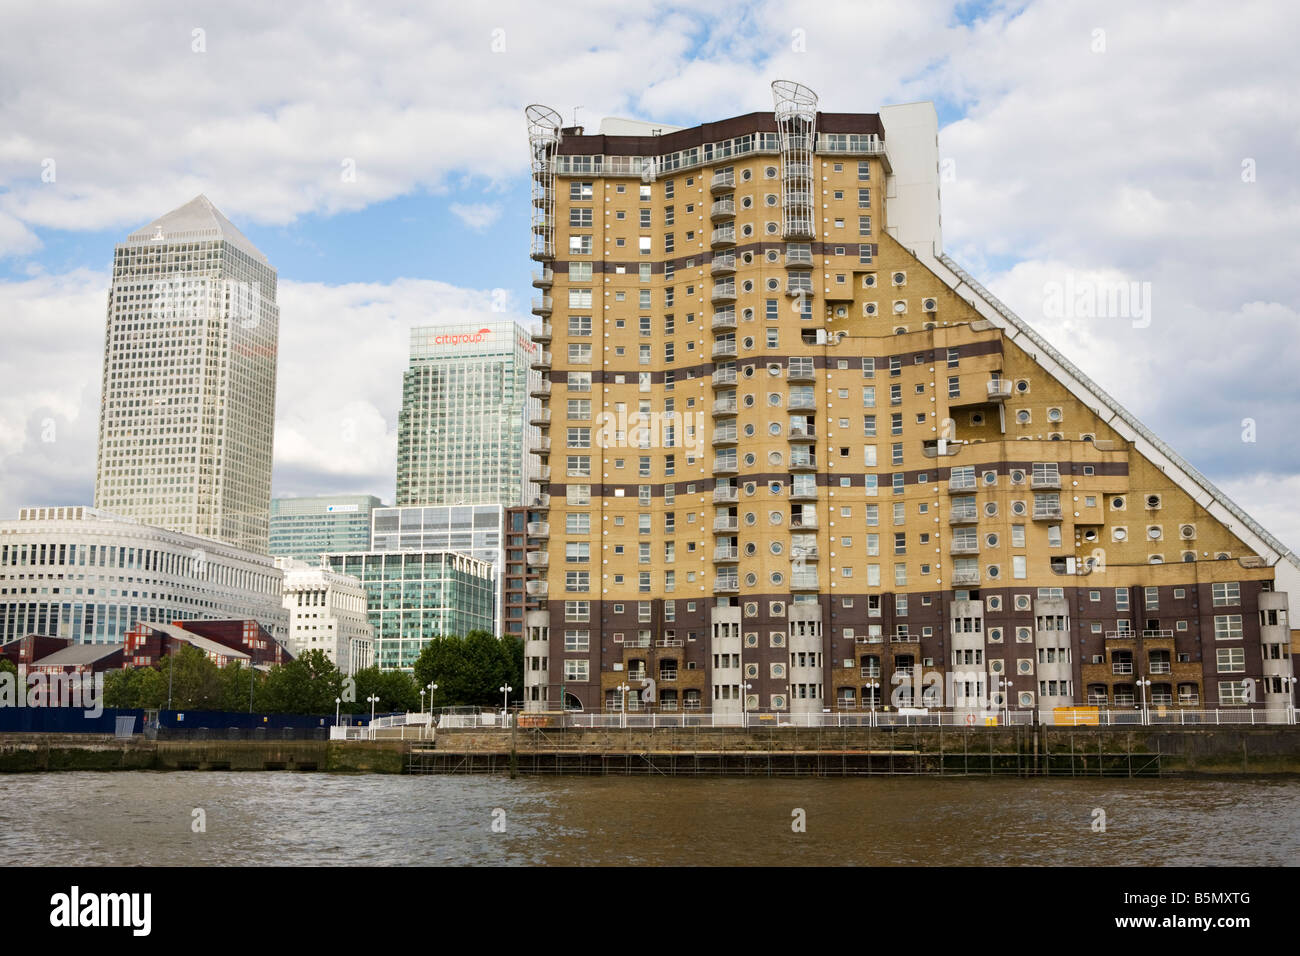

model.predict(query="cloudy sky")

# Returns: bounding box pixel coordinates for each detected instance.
[1,0,1297,548]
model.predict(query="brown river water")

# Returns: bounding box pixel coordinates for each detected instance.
[0,772,1295,866]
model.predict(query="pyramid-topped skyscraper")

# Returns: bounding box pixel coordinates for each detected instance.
[94,195,279,553]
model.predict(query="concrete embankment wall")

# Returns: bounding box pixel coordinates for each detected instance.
[0,734,407,774]
[3,726,1299,775]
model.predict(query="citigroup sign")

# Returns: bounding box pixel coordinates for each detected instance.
[434,328,494,346]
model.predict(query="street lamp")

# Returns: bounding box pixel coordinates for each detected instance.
[335,696,341,727]
[500,684,513,723]
[1136,677,1152,725]
[740,681,753,726]
[617,682,631,727]
[865,680,880,727]
[998,678,1014,726]
[367,694,379,738]
[1281,676,1298,725]
[426,681,438,719]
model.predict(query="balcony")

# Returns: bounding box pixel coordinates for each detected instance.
[531,494,550,509]
[789,456,817,472]
[532,268,553,288]
[711,398,738,417]
[525,581,548,597]
[710,199,736,220]
[951,569,980,586]
[531,296,553,316]
[530,437,551,455]
[712,516,739,533]
[530,242,554,263]
[711,368,737,387]
[711,285,737,305]
[529,409,551,427]
[891,632,920,644]
[1113,694,1136,707]
[789,486,818,502]
[1142,629,1175,640]
[526,552,549,568]
[710,255,736,276]
[531,323,552,344]
[788,395,817,411]
[713,546,740,563]
[947,477,978,493]
[987,380,1014,402]
[711,340,738,359]
[656,638,684,648]
[791,546,820,562]
[712,486,739,504]
[713,578,740,594]
[712,458,738,476]
[1030,475,1062,490]
[530,351,552,370]
[950,541,979,555]
[711,311,737,331]
[790,515,819,530]
[533,466,551,482]
[711,430,738,447]
[787,364,816,382]
[1104,631,1136,642]
[783,219,815,240]
[790,574,820,591]
[1178,693,1200,706]
[526,522,549,538]
[785,249,813,267]
[1087,694,1109,707]
[1149,661,1172,675]
[855,634,884,645]
[785,282,814,299]
[783,162,812,182]
[949,510,979,525]
[709,171,736,193]
[659,670,679,682]
[788,426,816,442]
[1112,662,1134,675]
[710,227,736,248]
[1032,507,1064,522]
[530,380,551,398]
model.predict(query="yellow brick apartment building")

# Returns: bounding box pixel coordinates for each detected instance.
[519,82,1298,722]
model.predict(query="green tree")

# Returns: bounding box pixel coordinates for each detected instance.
[348,666,417,715]
[413,632,523,709]
[218,661,267,712]
[0,658,17,678]
[260,650,345,714]
[156,644,223,709]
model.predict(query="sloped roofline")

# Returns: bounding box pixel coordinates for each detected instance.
[122,194,268,265]
[931,251,1300,573]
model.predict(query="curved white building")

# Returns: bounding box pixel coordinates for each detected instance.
[0,507,287,646]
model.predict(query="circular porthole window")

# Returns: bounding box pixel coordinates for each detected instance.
[745,573,758,586]
[1016,380,1029,393]
[988,565,1000,579]
[742,169,752,181]
[983,472,998,485]
[743,395,755,407]
[765,166,778,178]
[768,393,781,406]
[1148,527,1162,540]
[741,196,753,208]
[1016,410,1031,424]
[766,222,779,234]
[744,543,757,556]
[1114,528,1128,541]
[893,301,907,313]
[769,481,783,495]
[743,366,755,378]
[767,278,780,290]
[1083,529,1098,542]
[1047,407,1062,422]
[768,451,783,466]
[1112,496,1125,509]
[770,541,784,555]
[770,572,784,585]
[769,511,784,526]
[742,280,754,293]
[743,424,755,436]
[741,224,754,237]
[766,250,779,263]
[743,453,756,466]
[744,512,757,526]
[768,423,782,435]
[742,336,755,349]
[742,252,753,264]
[986,534,999,548]
[743,482,756,495]
[765,193,778,205]
[984,502,999,517]
[1011,501,1026,516]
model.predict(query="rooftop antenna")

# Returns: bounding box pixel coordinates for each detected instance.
[573,106,583,128]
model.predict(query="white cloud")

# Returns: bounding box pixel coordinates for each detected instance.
[449,202,503,231]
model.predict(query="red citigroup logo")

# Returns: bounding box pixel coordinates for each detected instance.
[434,328,493,346]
